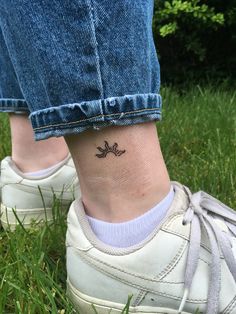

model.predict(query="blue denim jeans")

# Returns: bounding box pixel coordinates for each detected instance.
[0,0,161,140]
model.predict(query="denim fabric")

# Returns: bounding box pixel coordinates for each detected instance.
[0,28,29,114]
[0,0,161,140]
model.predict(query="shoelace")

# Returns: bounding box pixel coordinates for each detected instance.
[178,186,236,314]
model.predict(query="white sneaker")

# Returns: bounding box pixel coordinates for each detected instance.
[66,182,236,314]
[0,155,80,230]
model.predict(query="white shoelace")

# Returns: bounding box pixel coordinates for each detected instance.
[178,186,236,314]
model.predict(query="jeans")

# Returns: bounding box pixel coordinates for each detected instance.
[0,0,161,140]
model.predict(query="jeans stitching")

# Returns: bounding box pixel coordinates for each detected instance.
[33,107,161,131]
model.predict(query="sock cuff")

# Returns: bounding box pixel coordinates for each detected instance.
[87,187,174,248]
[23,154,69,177]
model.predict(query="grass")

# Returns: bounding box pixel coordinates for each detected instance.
[159,85,236,207]
[0,84,236,313]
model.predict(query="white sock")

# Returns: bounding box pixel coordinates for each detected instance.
[87,187,175,248]
[23,157,67,177]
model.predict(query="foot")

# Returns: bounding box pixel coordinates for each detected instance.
[0,155,80,230]
[66,182,236,314]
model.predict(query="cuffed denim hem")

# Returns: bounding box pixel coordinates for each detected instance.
[0,98,29,114]
[30,93,162,140]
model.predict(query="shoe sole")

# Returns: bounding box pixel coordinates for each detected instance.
[67,280,191,314]
[0,203,67,230]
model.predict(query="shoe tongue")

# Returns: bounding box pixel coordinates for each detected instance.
[169,181,190,215]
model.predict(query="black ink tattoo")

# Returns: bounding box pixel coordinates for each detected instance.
[95,141,126,158]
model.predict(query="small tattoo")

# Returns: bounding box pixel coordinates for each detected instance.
[95,141,126,158]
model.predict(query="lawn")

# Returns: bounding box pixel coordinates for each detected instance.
[0,85,236,313]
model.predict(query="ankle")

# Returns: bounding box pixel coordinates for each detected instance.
[66,122,171,222]
[9,113,69,172]
[87,187,174,247]
[12,152,69,173]
[81,177,171,222]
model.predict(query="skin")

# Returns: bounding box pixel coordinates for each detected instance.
[65,122,170,222]
[9,116,170,222]
[9,113,69,172]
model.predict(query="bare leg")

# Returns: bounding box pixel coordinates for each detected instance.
[65,122,170,222]
[9,114,69,172]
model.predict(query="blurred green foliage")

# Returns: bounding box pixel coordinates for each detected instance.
[153,0,236,84]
